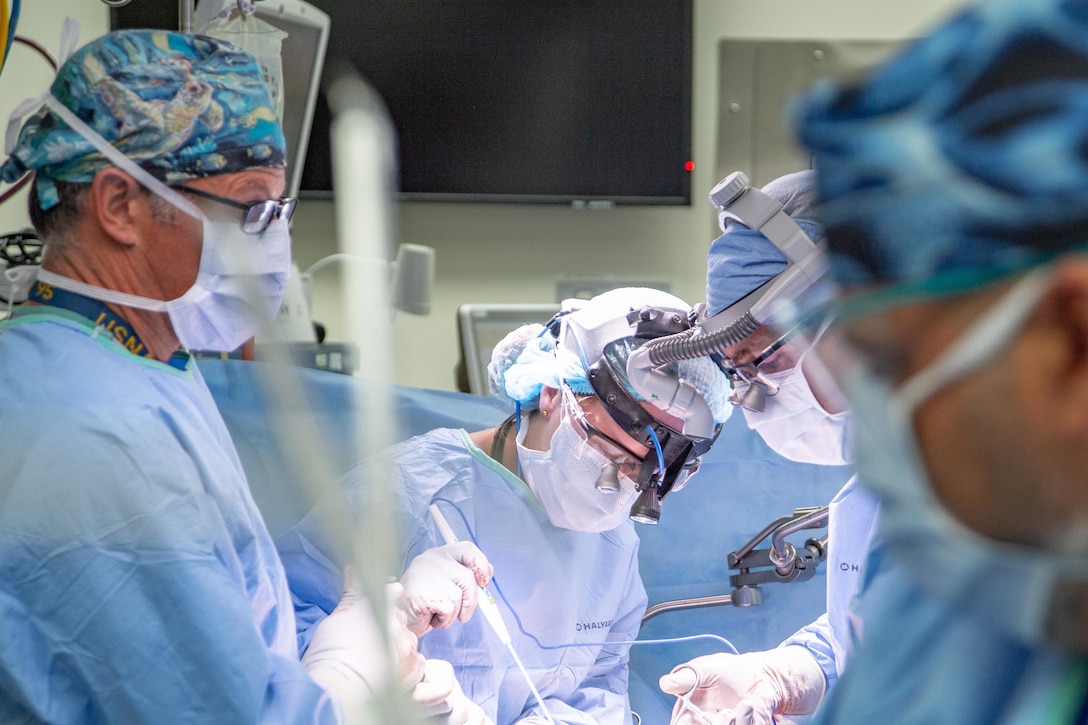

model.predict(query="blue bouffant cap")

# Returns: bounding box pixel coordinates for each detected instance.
[794,0,1088,294]
[2,29,286,210]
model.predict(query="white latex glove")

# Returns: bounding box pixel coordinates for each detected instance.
[514,717,552,724]
[386,581,430,688]
[412,658,494,725]
[659,647,826,725]
[398,541,494,636]
[303,567,426,721]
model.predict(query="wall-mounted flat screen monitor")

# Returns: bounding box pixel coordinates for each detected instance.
[115,1,692,206]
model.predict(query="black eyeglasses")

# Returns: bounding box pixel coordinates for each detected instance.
[171,185,297,234]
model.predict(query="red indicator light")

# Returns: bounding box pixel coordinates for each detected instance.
[684,160,695,172]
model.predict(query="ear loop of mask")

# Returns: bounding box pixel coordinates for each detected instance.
[897,267,1052,412]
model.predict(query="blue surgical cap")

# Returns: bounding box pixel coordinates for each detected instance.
[794,0,1088,295]
[2,30,286,210]
[705,170,824,316]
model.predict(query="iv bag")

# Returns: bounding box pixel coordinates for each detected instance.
[204,12,288,120]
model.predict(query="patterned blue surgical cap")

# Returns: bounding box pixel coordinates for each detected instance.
[794,0,1088,295]
[1,29,286,210]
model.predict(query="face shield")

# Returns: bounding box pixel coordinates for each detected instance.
[537,291,729,524]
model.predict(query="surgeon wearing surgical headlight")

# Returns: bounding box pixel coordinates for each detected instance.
[277,287,733,725]
[656,170,878,725]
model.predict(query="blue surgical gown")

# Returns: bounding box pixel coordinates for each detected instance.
[809,537,1085,724]
[781,475,880,689]
[278,428,648,725]
[0,309,336,723]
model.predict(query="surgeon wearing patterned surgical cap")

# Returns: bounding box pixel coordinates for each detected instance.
[786,0,1088,721]
[0,29,490,723]
[277,287,733,725]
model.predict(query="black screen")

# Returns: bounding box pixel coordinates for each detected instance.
[113,1,693,205]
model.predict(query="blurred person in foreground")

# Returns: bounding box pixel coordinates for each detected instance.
[789,0,1088,720]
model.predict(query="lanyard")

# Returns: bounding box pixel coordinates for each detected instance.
[26,279,187,369]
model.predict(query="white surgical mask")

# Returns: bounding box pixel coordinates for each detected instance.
[515,414,638,532]
[846,267,1088,650]
[31,94,291,353]
[742,365,854,466]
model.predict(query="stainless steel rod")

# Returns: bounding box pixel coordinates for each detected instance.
[179,0,193,33]
[642,593,734,624]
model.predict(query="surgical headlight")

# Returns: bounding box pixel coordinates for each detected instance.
[706,171,829,341]
[588,333,720,524]
[629,171,833,411]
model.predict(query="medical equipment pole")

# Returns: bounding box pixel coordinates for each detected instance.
[328,65,413,723]
[179,0,192,33]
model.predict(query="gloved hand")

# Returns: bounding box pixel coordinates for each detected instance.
[514,717,552,724]
[386,581,429,688]
[303,567,426,720]
[659,646,826,725]
[412,658,494,725]
[398,541,494,636]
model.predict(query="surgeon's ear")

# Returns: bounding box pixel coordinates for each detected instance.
[90,168,152,248]
[1036,258,1088,437]
[538,386,562,417]
[521,386,562,452]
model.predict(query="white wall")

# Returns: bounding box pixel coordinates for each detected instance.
[295,0,967,392]
[0,1,963,391]
[0,4,109,234]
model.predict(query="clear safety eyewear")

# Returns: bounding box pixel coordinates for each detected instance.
[721,324,804,411]
[171,185,298,234]
[560,384,646,481]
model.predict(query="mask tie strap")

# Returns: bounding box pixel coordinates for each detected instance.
[5,91,49,156]
[57,17,80,66]
[898,267,1052,412]
[40,95,206,221]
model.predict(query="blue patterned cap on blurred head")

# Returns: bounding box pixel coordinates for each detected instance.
[794,0,1088,303]
[1,29,286,210]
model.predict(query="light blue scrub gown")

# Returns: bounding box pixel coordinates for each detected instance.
[781,476,880,689]
[279,428,648,725]
[809,537,1088,724]
[0,309,336,724]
